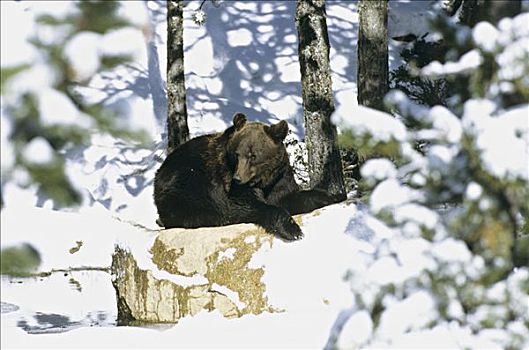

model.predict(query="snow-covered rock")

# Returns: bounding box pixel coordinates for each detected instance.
[111,205,357,325]
[112,224,275,323]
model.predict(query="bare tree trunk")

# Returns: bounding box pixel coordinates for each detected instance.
[443,0,464,16]
[295,0,346,199]
[459,0,482,26]
[167,0,189,154]
[460,0,521,27]
[357,0,388,110]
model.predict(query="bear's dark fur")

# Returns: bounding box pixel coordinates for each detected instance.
[154,113,344,241]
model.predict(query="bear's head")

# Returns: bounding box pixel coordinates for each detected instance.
[226,113,289,189]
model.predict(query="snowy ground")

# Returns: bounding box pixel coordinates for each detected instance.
[3,0,503,349]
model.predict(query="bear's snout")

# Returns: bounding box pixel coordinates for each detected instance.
[234,159,255,185]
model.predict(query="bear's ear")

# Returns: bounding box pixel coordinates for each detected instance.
[233,113,247,130]
[268,120,289,142]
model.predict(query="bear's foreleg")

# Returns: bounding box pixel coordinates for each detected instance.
[228,186,303,241]
[279,189,345,215]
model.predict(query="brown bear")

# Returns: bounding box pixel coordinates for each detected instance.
[154,113,344,241]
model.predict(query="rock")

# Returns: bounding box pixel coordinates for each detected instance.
[111,223,281,324]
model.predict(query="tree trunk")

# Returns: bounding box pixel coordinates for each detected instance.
[443,0,463,16]
[460,0,482,26]
[357,0,388,111]
[295,0,346,199]
[460,0,521,27]
[167,0,189,154]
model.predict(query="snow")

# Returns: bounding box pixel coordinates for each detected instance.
[38,88,93,128]
[496,37,529,80]
[1,272,116,331]
[388,0,438,43]
[360,158,397,184]
[422,49,483,76]
[226,28,253,47]
[336,310,373,348]
[99,27,148,65]
[22,137,54,165]
[385,89,429,120]
[4,63,58,96]
[64,32,102,82]
[0,201,361,349]
[376,290,437,340]
[430,105,463,143]
[370,178,421,213]
[332,105,408,142]
[116,1,149,28]
[464,102,529,180]
[0,2,36,66]
[432,238,472,263]
[473,21,499,52]
[0,113,15,171]
[428,144,457,168]
[465,182,483,201]
[393,203,439,230]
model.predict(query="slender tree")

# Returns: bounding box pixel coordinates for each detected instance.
[443,0,463,16]
[459,0,521,27]
[167,0,189,154]
[357,0,388,110]
[295,0,346,199]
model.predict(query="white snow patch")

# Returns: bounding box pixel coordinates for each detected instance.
[184,35,215,76]
[100,27,148,66]
[365,255,420,285]
[211,283,246,309]
[0,2,36,66]
[5,63,58,95]
[336,311,373,348]
[64,31,101,82]
[430,105,463,143]
[385,89,429,120]
[393,203,439,230]
[473,21,499,52]
[497,37,529,80]
[377,291,437,340]
[390,237,435,273]
[227,28,253,47]
[464,102,529,179]
[275,56,301,83]
[22,137,54,165]
[38,88,93,128]
[0,113,15,172]
[244,236,256,244]
[217,247,236,261]
[422,49,483,76]
[465,182,483,201]
[432,238,472,263]
[370,179,421,213]
[428,145,457,169]
[364,215,395,240]
[361,159,397,183]
[117,1,149,28]
[333,105,408,143]
[388,0,436,39]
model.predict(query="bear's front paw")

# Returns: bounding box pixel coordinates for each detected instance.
[272,215,303,242]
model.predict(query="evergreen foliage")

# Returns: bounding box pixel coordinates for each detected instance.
[389,36,451,108]
[0,243,41,277]
[1,1,148,209]
[335,9,529,349]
